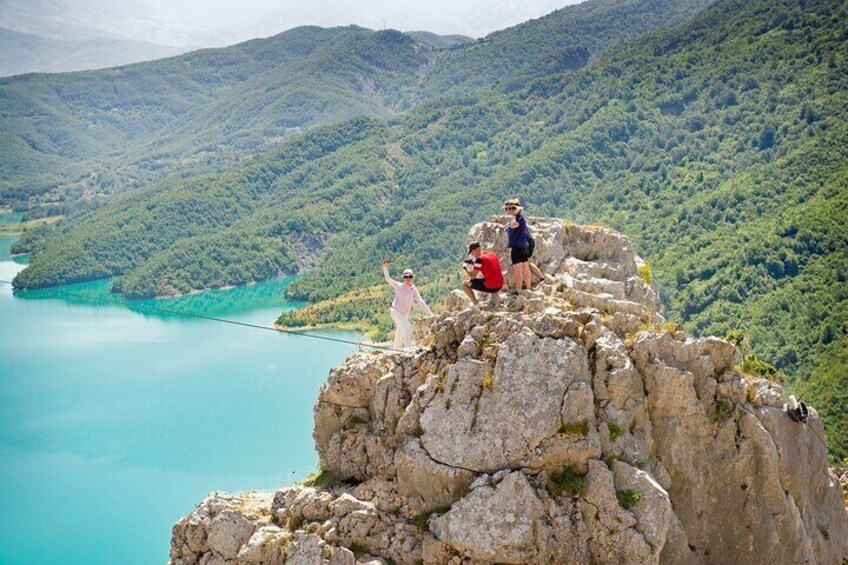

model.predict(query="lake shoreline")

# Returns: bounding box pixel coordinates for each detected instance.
[274,321,386,347]
[0,250,362,565]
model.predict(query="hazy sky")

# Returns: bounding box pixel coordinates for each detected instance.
[0,0,583,47]
[146,0,577,34]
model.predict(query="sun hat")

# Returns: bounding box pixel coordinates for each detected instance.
[402,269,414,277]
[503,198,521,208]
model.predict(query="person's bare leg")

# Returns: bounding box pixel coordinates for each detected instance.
[522,263,532,290]
[461,282,478,304]
[512,264,523,291]
[461,270,478,301]
[529,262,544,282]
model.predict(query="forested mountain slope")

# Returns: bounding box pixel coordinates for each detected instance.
[417,0,715,98]
[403,32,473,49]
[0,0,713,210]
[13,0,847,457]
[0,26,430,208]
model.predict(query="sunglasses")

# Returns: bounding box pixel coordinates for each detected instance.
[403,275,414,279]
[504,206,517,211]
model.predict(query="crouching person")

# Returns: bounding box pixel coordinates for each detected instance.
[461,241,504,305]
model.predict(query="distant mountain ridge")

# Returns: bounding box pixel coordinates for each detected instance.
[0,27,187,77]
[0,0,569,48]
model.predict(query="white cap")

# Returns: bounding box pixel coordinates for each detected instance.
[402,269,414,277]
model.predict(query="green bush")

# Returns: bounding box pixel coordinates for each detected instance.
[637,263,654,285]
[740,354,780,380]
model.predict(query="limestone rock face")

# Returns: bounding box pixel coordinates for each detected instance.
[171,218,848,565]
[430,472,550,564]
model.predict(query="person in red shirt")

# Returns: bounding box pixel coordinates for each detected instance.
[461,241,504,304]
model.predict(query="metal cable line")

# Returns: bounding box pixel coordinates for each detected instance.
[1,278,823,447]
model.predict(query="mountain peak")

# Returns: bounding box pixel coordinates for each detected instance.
[170,219,848,564]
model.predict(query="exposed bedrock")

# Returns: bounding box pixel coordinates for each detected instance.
[171,219,848,565]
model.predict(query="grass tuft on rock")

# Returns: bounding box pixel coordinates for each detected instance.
[550,467,588,498]
[482,370,495,391]
[410,504,452,532]
[711,398,733,422]
[301,469,338,489]
[348,542,367,555]
[608,421,625,442]
[560,421,590,436]
[616,489,645,510]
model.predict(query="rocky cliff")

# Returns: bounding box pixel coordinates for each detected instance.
[170,218,848,565]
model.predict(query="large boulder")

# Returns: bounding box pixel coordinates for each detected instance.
[430,472,552,564]
[418,331,591,473]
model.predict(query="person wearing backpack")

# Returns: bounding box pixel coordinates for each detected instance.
[526,226,545,284]
[504,198,532,291]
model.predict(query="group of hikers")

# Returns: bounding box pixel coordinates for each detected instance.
[381,198,541,349]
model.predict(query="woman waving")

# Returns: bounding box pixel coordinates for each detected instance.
[382,260,432,349]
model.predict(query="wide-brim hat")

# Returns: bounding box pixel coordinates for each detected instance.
[402,269,414,277]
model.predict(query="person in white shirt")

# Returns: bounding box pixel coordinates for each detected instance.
[382,260,432,349]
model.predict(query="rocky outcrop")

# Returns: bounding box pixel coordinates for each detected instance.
[171,218,848,565]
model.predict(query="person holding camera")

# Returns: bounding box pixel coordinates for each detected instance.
[461,241,504,304]
[382,260,432,349]
[504,198,532,291]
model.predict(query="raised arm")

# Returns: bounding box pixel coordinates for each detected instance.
[413,287,432,317]
[382,261,400,290]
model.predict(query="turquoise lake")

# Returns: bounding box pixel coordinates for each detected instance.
[0,233,361,564]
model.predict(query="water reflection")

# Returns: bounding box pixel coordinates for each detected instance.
[12,276,306,322]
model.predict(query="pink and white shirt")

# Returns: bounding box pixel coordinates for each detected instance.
[384,271,432,317]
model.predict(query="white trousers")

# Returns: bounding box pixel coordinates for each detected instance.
[390,307,413,349]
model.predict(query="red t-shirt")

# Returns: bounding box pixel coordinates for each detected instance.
[475,252,504,290]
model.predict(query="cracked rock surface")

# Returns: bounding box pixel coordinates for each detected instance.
[171,218,848,565]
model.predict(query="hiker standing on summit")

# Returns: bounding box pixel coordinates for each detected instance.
[504,198,533,291]
[382,260,432,349]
